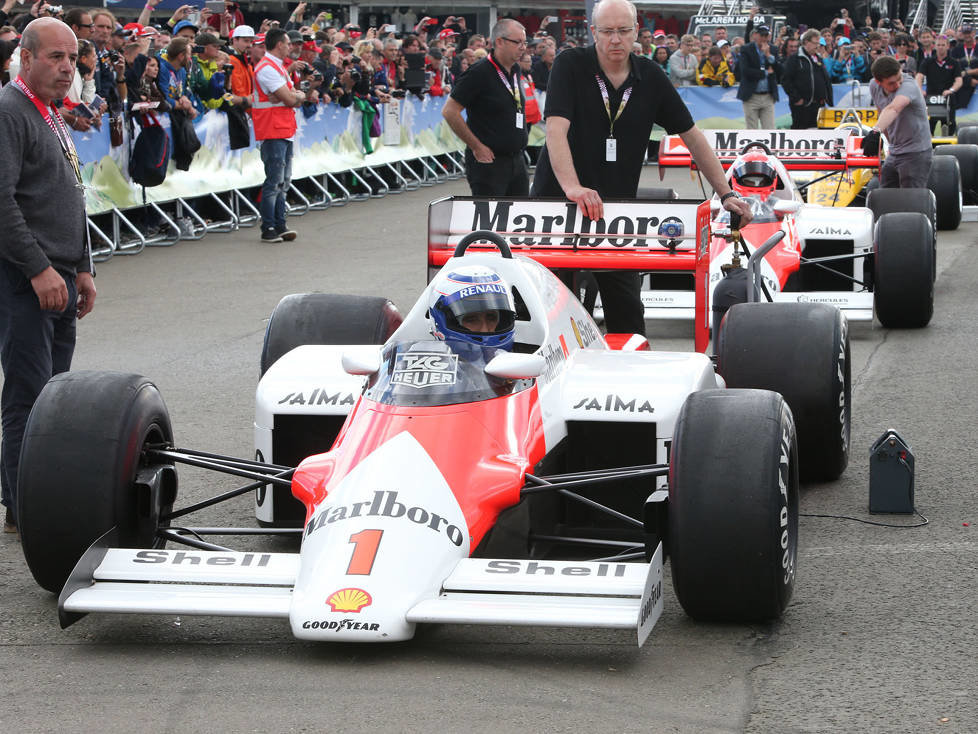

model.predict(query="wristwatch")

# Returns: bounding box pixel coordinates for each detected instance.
[720,191,740,204]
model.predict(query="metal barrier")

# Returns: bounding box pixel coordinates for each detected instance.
[83,149,472,256]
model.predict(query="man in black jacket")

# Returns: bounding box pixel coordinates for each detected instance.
[781,29,833,129]
[735,25,781,129]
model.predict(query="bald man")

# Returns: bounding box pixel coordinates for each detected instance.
[531,0,750,336]
[0,17,95,533]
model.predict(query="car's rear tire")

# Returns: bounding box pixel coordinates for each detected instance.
[927,154,962,230]
[260,293,403,377]
[874,212,934,328]
[866,187,936,230]
[668,389,798,622]
[935,144,978,204]
[259,294,403,527]
[18,371,176,593]
[957,124,978,145]
[716,302,850,482]
[866,187,937,272]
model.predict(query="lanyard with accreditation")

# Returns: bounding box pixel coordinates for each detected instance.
[487,54,524,129]
[13,76,82,187]
[595,74,632,162]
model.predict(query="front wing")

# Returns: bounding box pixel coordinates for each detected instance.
[60,537,665,646]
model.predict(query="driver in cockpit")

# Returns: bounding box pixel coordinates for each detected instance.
[428,264,517,357]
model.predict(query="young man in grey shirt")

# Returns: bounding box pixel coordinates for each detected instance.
[865,55,933,188]
[0,17,95,533]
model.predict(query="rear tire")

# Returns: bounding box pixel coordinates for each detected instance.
[716,302,850,482]
[668,389,798,622]
[260,293,402,377]
[18,372,176,593]
[935,144,978,204]
[957,125,978,145]
[927,154,962,230]
[258,294,402,526]
[873,213,934,328]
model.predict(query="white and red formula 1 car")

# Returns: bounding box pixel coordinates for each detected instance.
[655,129,935,330]
[19,221,847,645]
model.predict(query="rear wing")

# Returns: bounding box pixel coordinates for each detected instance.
[428,196,714,349]
[658,128,880,171]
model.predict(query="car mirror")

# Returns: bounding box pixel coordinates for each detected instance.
[772,199,803,215]
[342,347,382,376]
[484,352,546,380]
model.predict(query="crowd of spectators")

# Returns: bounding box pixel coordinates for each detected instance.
[2,0,978,140]
[0,0,576,144]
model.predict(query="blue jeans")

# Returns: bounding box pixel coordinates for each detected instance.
[0,261,77,513]
[260,138,293,232]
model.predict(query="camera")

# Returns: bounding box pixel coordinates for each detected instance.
[311,70,324,81]
[299,80,311,92]
[108,50,121,63]
[222,63,234,75]
[46,4,63,14]
[193,45,205,54]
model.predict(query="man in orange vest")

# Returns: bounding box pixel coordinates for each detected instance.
[252,27,307,243]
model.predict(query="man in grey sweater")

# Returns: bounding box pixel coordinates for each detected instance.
[0,17,96,533]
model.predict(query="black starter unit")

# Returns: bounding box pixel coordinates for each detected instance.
[869,429,915,514]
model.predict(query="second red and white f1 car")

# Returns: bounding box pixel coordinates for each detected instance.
[17,217,850,645]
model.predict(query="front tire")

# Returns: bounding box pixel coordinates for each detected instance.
[873,212,934,328]
[669,389,798,622]
[716,302,850,482]
[18,371,176,593]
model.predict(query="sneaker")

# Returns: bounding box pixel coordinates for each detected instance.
[4,507,15,534]
[261,229,284,243]
[276,226,297,242]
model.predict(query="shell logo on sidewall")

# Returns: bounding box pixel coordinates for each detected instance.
[326,587,372,613]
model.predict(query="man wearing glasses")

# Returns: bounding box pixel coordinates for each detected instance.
[530,0,752,336]
[442,18,529,196]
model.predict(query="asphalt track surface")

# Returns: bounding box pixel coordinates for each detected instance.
[1,168,976,734]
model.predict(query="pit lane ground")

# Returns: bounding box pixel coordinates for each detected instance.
[1,168,975,733]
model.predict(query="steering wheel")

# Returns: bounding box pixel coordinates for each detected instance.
[453,230,513,258]
[739,141,773,155]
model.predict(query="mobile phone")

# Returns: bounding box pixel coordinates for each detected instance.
[74,103,93,119]
[205,0,224,13]
[383,24,396,33]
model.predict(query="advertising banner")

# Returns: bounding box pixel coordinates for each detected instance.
[73,95,464,215]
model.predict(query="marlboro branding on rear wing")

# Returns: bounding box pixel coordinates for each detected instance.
[428,196,712,271]
[427,196,714,337]
[658,128,880,170]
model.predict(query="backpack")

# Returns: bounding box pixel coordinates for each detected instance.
[129,114,170,187]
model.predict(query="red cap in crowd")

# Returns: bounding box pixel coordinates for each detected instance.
[437,28,458,39]
[254,33,266,45]
[302,40,322,52]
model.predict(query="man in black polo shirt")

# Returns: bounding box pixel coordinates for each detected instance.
[530,0,751,336]
[916,34,963,134]
[443,18,528,196]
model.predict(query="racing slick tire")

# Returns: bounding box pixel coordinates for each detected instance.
[935,144,978,204]
[716,302,850,482]
[668,389,798,622]
[956,124,978,145]
[873,212,935,329]
[926,154,962,230]
[260,293,403,377]
[866,187,937,273]
[866,187,936,233]
[18,371,176,593]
